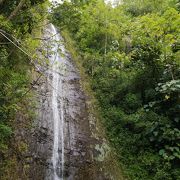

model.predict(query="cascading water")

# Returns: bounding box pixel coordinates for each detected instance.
[50,24,65,180]
[31,20,120,180]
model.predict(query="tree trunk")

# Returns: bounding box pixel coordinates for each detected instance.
[8,0,26,20]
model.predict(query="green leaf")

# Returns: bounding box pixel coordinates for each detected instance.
[159,149,165,156]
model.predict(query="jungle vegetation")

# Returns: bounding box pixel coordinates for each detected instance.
[0,0,48,177]
[0,0,179,179]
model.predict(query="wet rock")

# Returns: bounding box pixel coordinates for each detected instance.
[27,24,122,180]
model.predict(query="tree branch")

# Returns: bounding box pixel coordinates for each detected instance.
[8,0,26,20]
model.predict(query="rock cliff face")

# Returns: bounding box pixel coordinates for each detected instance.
[27,24,123,180]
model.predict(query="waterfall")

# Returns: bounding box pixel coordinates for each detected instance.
[33,21,118,180]
[50,24,65,180]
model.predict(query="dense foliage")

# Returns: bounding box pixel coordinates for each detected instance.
[0,0,48,176]
[52,0,180,179]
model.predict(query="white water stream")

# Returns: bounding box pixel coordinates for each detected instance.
[50,24,65,180]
